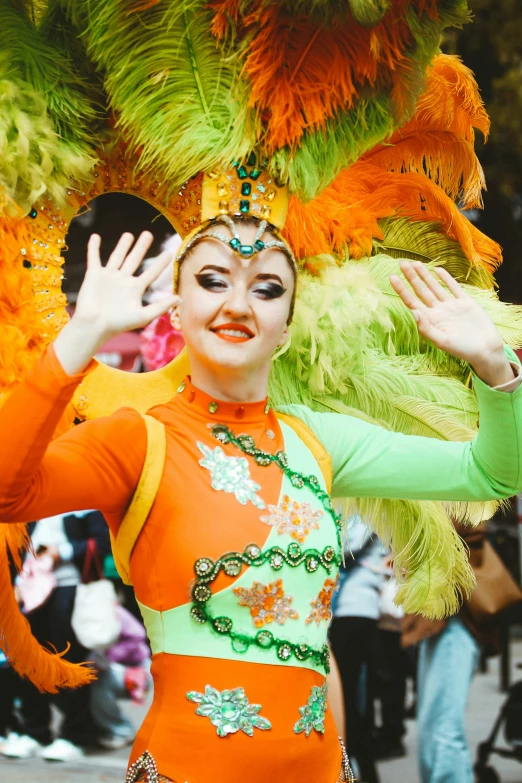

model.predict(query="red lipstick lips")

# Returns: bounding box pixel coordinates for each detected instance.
[211,323,254,343]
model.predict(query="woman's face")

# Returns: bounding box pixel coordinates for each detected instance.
[171,223,294,379]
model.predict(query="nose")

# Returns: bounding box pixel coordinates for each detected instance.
[222,281,251,319]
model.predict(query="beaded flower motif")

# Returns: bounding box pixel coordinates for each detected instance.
[305,576,339,626]
[260,494,324,543]
[294,682,328,736]
[186,685,272,737]
[233,578,299,627]
[197,442,265,509]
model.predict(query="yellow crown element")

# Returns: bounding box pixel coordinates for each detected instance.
[201,156,289,231]
[168,159,290,238]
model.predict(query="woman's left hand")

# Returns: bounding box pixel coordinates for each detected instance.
[389,261,515,387]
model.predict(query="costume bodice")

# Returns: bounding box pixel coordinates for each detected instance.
[124,377,344,781]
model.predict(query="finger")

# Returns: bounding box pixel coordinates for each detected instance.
[106,232,135,270]
[86,234,102,269]
[389,273,429,317]
[139,249,175,289]
[141,295,181,324]
[120,231,155,275]
[413,262,450,302]
[399,261,438,307]
[434,267,467,299]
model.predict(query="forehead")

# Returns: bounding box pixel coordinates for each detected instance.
[180,235,294,280]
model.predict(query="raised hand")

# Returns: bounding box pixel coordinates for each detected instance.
[390,261,515,388]
[55,231,180,375]
[75,231,179,337]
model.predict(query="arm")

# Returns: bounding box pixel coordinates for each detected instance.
[0,345,147,523]
[0,231,177,525]
[282,359,522,501]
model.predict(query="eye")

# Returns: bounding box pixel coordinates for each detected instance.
[195,273,229,292]
[252,282,287,300]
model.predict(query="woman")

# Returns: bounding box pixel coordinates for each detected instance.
[0,214,521,783]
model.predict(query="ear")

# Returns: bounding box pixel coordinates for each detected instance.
[170,307,182,332]
[278,325,290,346]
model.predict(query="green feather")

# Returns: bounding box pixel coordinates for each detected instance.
[374,217,495,289]
[76,0,255,187]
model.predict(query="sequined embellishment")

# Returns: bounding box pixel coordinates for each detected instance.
[126,750,159,783]
[260,494,324,543]
[233,578,299,627]
[305,576,339,626]
[187,685,272,737]
[197,442,265,509]
[294,682,328,736]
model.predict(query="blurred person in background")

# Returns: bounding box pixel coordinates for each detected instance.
[372,560,410,761]
[1,510,111,762]
[329,515,387,783]
[402,522,522,783]
[90,602,152,750]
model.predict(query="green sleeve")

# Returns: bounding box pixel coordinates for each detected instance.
[278,351,522,502]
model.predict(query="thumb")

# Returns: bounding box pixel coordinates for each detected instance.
[142,294,181,323]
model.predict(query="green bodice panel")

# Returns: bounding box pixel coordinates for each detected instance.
[138,421,342,674]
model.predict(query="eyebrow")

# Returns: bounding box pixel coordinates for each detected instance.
[197,265,284,285]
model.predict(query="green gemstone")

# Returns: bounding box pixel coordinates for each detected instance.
[254,239,265,251]
[23,259,32,269]
[239,244,254,256]
[239,200,250,213]
[232,160,240,167]
[237,166,248,179]
[241,182,252,196]
[247,151,257,166]
[29,208,37,219]
[229,237,241,250]
[249,169,262,180]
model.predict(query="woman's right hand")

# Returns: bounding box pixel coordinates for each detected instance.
[54,231,180,375]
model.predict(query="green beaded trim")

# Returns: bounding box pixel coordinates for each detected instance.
[210,424,342,538]
[190,541,339,672]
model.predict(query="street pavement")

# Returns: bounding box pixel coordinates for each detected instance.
[1,642,521,782]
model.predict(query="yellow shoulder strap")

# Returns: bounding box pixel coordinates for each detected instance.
[275,412,333,495]
[110,414,167,586]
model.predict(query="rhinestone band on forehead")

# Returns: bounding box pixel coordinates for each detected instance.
[173,214,297,294]
[206,215,293,260]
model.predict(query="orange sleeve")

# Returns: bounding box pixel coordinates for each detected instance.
[0,345,146,523]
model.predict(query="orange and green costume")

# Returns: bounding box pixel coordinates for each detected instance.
[1,344,522,781]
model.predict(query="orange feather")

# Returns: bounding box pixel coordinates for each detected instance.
[283,162,501,270]
[362,55,490,208]
[240,4,419,150]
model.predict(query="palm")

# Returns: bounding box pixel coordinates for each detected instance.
[75,232,178,339]
[390,262,504,365]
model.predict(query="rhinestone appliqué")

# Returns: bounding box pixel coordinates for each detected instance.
[197,442,265,509]
[260,494,324,543]
[233,578,299,627]
[187,685,272,737]
[126,750,159,782]
[305,576,339,626]
[294,682,328,736]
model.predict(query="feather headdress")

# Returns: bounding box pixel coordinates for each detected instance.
[0,0,521,689]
